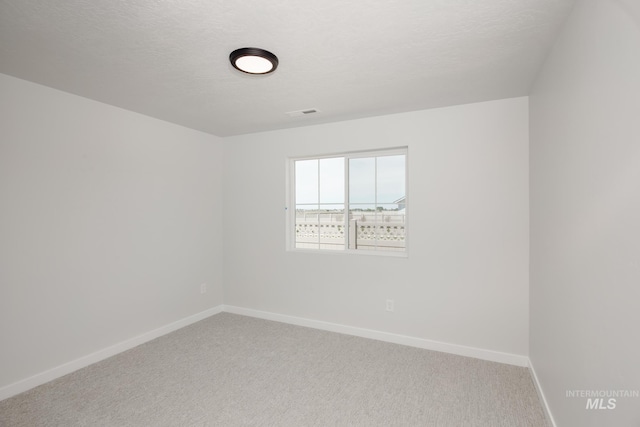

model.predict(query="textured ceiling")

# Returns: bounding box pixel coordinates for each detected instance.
[0,0,576,137]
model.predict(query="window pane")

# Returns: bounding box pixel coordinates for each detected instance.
[295,206,319,249]
[319,205,345,250]
[376,204,406,223]
[295,206,345,250]
[348,204,406,252]
[349,157,375,204]
[319,157,344,204]
[348,208,377,251]
[295,159,318,204]
[373,204,406,252]
[377,155,406,203]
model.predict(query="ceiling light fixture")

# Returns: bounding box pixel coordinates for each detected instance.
[229,47,278,75]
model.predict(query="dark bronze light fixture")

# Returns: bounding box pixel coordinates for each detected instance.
[229,48,278,75]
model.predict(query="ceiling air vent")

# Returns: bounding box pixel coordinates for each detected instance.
[285,108,320,118]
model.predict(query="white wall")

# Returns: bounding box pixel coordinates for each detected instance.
[530,0,640,425]
[223,97,530,359]
[0,74,224,391]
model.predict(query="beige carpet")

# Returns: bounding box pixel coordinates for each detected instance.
[0,313,549,426]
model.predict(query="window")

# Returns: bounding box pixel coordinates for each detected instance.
[288,148,407,254]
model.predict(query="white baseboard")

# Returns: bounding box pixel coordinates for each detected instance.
[529,358,557,427]
[222,305,529,367]
[1,304,530,402]
[0,305,224,401]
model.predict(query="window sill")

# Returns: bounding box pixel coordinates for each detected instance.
[286,248,408,258]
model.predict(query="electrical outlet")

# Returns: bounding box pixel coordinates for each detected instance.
[200,283,207,294]
[386,299,394,312]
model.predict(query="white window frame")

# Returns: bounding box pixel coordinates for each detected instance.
[286,147,408,257]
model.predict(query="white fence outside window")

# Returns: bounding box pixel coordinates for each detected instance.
[295,211,406,252]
